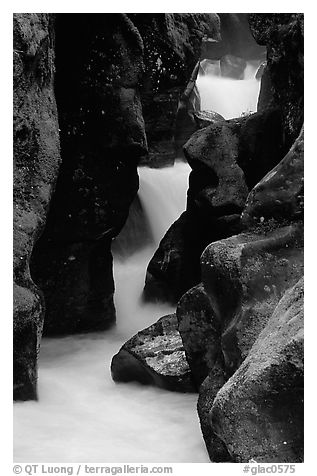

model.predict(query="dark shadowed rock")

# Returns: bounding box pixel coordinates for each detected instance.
[30,14,147,335]
[144,105,288,305]
[242,126,304,225]
[13,14,61,400]
[197,364,231,462]
[249,14,303,148]
[111,314,195,392]
[132,13,221,166]
[176,284,221,388]
[184,122,249,214]
[236,108,286,189]
[210,277,303,462]
[143,211,242,304]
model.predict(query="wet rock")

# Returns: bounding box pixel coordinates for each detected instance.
[13,13,61,400]
[193,110,225,129]
[143,211,241,304]
[197,223,303,460]
[201,223,303,373]
[184,122,249,215]
[111,314,195,392]
[176,284,221,387]
[144,106,287,304]
[31,14,147,335]
[210,277,304,462]
[197,364,231,462]
[242,126,304,224]
[131,13,221,166]
[249,14,303,148]
[236,108,285,189]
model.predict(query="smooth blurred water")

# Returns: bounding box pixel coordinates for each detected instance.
[14,161,209,462]
[196,60,262,119]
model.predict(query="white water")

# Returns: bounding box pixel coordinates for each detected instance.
[196,60,261,119]
[14,161,209,463]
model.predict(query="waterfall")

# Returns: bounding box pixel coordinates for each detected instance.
[14,161,209,463]
[196,59,262,119]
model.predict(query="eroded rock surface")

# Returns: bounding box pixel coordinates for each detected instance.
[111,314,195,392]
[13,13,61,399]
[210,277,304,462]
[30,14,147,335]
[133,13,221,167]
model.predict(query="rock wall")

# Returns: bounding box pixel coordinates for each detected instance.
[144,13,303,304]
[131,14,221,166]
[249,14,304,148]
[13,13,61,399]
[30,14,147,335]
[14,13,220,399]
[116,13,304,462]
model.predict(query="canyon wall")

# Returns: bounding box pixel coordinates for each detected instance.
[116,13,304,462]
[13,14,61,400]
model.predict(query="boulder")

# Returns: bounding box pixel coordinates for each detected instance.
[13,14,61,399]
[193,110,225,129]
[144,103,289,304]
[210,277,304,462]
[143,211,242,304]
[111,314,195,392]
[176,283,221,388]
[202,223,303,372]
[184,122,249,215]
[242,126,304,224]
[197,223,303,461]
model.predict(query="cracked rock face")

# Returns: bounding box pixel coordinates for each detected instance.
[111,314,195,392]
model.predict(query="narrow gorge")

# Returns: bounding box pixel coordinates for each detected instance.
[13,13,304,463]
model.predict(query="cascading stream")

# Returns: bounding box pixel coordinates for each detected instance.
[196,59,262,119]
[14,56,263,462]
[14,160,210,463]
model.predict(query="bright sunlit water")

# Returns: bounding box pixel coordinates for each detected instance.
[14,161,209,463]
[196,60,262,119]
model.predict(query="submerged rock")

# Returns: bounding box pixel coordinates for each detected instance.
[111,314,195,392]
[210,277,304,462]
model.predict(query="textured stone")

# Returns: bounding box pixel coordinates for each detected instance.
[176,283,220,388]
[13,13,61,399]
[249,14,303,148]
[210,277,304,462]
[197,223,303,460]
[132,13,221,166]
[111,314,195,392]
[30,14,147,335]
[242,126,304,225]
